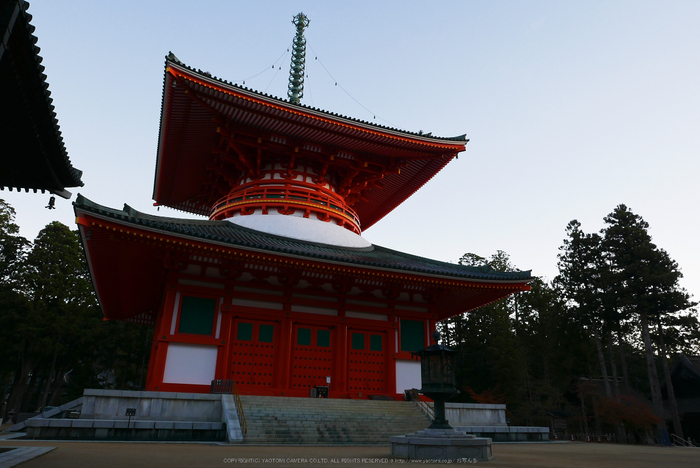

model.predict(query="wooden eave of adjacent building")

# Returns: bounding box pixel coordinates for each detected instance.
[0,0,83,196]
[153,54,468,230]
[664,355,700,399]
[75,195,530,325]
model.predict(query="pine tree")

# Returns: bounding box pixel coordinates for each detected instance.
[601,204,694,437]
[556,220,613,398]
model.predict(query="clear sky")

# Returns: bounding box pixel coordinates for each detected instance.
[4,1,700,300]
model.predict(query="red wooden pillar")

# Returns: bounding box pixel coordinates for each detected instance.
[279,316,294,395]
[387,322,398,398]
[337,321,348,395]
[145,308,165,391]
[145,286,178,390]
[215,299,231,380]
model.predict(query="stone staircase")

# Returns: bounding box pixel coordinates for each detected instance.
[239,396,431,445]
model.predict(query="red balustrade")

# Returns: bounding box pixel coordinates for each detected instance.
[210,180,361,234]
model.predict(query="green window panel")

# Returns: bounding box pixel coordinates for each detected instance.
[259,324,274,343]
[352,333,365,350]
[297,328,311,346]
[178,296,216,335]
[370,334,383,351]
[400,319,425,352]
[317,329,330,348]
[237,322,253,341]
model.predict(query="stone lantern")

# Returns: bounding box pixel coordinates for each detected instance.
[391,328,493,462]
[413,329,459,429]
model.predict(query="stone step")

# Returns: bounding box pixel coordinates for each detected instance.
[246,414,419,419]
[247,428,425,433]
[236,395,430,445]
[245,408,420,413]
[239,398,413,406]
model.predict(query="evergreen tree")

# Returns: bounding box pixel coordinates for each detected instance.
[4,222,103,416]
[601,205,667,430]
[442,251,520,404]
[0,203,155,421]
[0,200,29,283]
[0,200,30,421]
[556,220,614,397]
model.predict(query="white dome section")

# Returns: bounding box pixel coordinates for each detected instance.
[229,211,371,248]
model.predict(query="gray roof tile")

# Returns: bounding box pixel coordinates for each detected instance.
[75,195,532,283]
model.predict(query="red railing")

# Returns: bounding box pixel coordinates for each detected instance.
[210,181,361,234]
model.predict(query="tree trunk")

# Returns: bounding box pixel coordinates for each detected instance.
[593,328,612,397]
[0,372,12,423]
[607,333,620,399]
[47,367,67,407]
[37,351,58,411]
[20,367,40,413]
[579,382,589,434]
[524,356,534,427]
[617,330,631,394]
[606,334,627,442]
[657,321,683,439]
[5,359,34,422]
[592,395,602,436]
[639,310,666,430]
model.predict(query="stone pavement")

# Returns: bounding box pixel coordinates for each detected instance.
[0,445,55,468]
[0,439,699,468]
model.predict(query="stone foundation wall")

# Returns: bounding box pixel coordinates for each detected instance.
[427,402,507,427]
[81,389,223,422]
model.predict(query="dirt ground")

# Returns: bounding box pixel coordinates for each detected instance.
[0,440,698,468]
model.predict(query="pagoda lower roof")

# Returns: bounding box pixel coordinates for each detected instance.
[0,1,83,196]
[75,195,531,284]
[75,196,531,325]
[154,54,467,230]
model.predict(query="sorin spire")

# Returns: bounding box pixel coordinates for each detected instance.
[287,12,310,104]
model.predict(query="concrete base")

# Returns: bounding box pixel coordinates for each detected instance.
[8,390,234,442]
[454,425,549,442]
[415,402,550,442]
[22,419,226,441]
[390,428,492,462]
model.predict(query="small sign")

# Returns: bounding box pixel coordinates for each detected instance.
[126,408,136,416]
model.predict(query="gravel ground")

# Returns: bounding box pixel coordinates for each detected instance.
[0,440,698,468]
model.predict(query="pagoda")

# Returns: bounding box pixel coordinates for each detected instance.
[75,15,531,398]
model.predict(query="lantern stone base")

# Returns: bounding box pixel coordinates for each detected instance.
[390,428,493,462]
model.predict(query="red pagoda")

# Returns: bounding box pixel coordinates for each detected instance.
[75,21,531,399]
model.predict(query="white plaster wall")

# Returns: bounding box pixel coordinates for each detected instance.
[396,360,421,393]
[290,304,338,315]
[230,298,283,310]
[163,343,218,385]
[345,311,388,321]
[228,213,371,248]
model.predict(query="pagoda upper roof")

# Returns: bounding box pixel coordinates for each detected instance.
[0,1,83,196]
[154,53,468,230]
[76,195,530,284]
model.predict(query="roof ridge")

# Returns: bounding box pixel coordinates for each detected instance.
[371,244,532,279]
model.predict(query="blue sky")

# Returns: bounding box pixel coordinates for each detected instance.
[4,1,700,299]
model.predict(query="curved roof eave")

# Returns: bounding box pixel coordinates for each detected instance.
[164,52,468,147]
[74,195,532,285]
